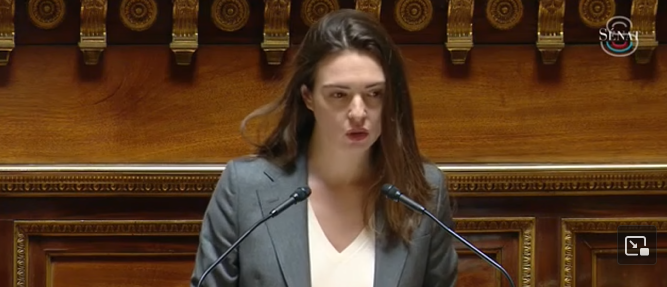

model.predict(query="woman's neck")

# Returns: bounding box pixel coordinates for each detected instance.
[307,140,372,189]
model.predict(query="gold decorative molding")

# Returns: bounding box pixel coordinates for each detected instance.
[120,0,158,32]
[537,0,565,64]
[630,0,658,64]
[4,168,667,197]
[446,0,474,65]
[212,0,250,32]
[301,0,339,27]
[13,220,202,287]
[0,172,219,197]
[486,0,523,31]
[261,0,290,65]
[355,0,381,20]
[578,0,615,29]
[28,0,66,30]
[394,0,432,32]
[561,218,667,287]
[78,0,107,65]
[456,217,535,287]
[0,0,14,66]
[447,170,667,196]
[170,0,199,65]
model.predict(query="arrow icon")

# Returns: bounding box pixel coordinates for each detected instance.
[629,240,637,248]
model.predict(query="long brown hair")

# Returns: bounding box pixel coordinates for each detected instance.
[241,9,433,244]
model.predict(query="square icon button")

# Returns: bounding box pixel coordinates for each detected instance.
[617,225,657,265]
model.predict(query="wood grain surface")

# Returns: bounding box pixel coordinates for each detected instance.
[2,45,667,164]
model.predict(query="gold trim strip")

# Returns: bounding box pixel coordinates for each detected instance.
[0,0,14,66]
[261,0,291,65]
[2,165,667,197]
[445,0,474,65]
[537,0,565,64]
[170,0,199,65]
[630,0,658,64]
[78,0,107,65]
[14,220,201,287]
[560,218,667,287]
[3,163,667,172]
[456,217,535,287]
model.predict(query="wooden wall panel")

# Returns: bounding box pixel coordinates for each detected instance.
[2,45,667,164]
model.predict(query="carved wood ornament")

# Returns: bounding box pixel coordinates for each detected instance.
[0,0,13,66]
[211,0,250,32]
[170,0,199,65]
[485,0,523,31]
[79,0,107,65]
[261,0,290,65]
[355,0,381,20]
[537,0,565,64]
[630,0,658,64]
[446,0,474,65]
[120,0,158,32]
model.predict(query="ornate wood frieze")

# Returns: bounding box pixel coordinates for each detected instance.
[355,0,381,20]
[0,0,14,66]
[630,0,658,64]
[170,0,198,65]
[3,166,667,197]
[13,220,202,287]
[537,0,565,64]
[0,0,665,67]
[78,0,107,65]
[445,0,474,65]
[261,0,290,65]
[561,218,667,287]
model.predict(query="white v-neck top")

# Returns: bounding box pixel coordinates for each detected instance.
[307,201,376,287]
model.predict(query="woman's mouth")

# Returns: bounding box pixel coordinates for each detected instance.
[346,130,369,141]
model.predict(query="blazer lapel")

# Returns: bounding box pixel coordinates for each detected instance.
[373,208,409,287]
[256,155,311,287]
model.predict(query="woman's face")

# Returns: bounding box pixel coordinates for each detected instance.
[301,50,385,153]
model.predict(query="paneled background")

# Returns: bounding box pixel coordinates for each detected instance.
[1,0,666,287]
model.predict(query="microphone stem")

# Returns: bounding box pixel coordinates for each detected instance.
[422,210,517,287]
[196,214,273,287]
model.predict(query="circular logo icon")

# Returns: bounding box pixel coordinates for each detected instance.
[600,16,638,57]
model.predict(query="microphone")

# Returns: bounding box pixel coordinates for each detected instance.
[195,186,312,287]
[381,184,516,287]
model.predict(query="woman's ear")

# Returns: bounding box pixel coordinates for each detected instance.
[301,85,314,111]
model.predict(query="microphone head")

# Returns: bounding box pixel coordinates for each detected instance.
[381,184,401,200]
[292,187,312,201]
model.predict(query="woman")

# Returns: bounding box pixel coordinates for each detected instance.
[191,9,458,287]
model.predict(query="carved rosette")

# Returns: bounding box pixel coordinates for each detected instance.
[394,0,433,32]
[211,0,250,32]
[486,0,523,30]
[78,0,107,65]
[630,0,658,64]
[355,0,381,20]
[28,0,66,30]
[170,0,199,65]
[261,0,291,65]
[0,0,14,66]
[301,0,339,27]
[120,0,158,32]
[578,0,615,28]
[537,0,565,64]
[446,0,474,64]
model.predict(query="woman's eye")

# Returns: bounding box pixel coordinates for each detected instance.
[368,91,382,97]
[331,92,345,98]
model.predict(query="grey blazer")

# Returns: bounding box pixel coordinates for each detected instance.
[190,154,458,287]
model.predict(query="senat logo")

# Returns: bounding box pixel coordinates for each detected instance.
[599,16,639,57]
